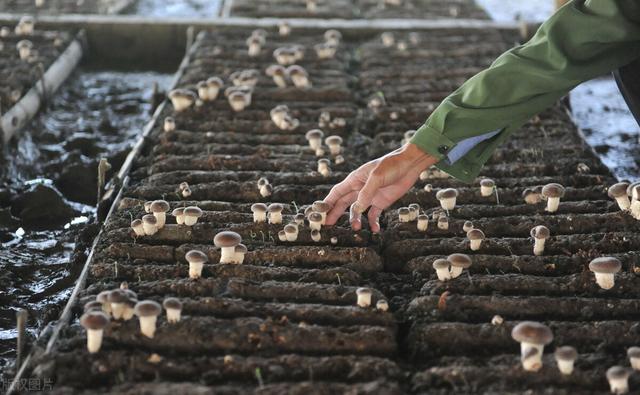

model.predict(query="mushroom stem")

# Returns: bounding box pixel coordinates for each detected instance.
[469,239,482,251]
[557,359,575,375]
[139,315,158,338]
[615,196,631,211]
[154,212,166,228]
[166,308,181,323]
[520,342,544,372]
[220,246,236,264]
[594,272,615,290]
[86,328,104,353]
[449,266,463,279]
[189,261,204,278]
[184,215,197,226]
[269,212,282,224]
[111,303,125,320]
[356,290,372,308]
[253,211,267,223]
[417,216,428,232]
[480,185,493,197]
[546,197,560,213]
[533,238,546,256]
[631,199,640,219]
[440,197,456,211]
[436,266,451,281]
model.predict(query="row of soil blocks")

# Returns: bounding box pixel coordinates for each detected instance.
[0,0,132,14]
[230,0,489,20]
[26,25,639,395]
[0,19,72,113]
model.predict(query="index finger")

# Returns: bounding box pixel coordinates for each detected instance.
[324,177,357,206]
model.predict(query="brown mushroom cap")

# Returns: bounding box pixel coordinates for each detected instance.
[438,216,448,224]
[608,182,630,198]
[530,225,550,239]
[266,64,286,76]
[168,89,197,100]
[309,212,323,222]
[294,213,306,221]
[96,290,111,304]
[163,297,183,311]
[417,214,429,221]
[185,249,208,264]
[555,346,578,361]
[183,206,203,217]
[466,229,485,240]
[626,182,640,196]
[172,208,184,217]
[251,203,268,213]
[607,366,631,381]
[408,203,420,211]
[310,229,320,237]
[447,253,472,269]
[150,200,170,213]
[142,214,157,225]
[80,311,110,330]
[286,65,307,76]
[480,178,495,188]
[84,301,103,312]
[522,188,538,198]
[235,243,248,254]
[463,220,473,229]
[318,158,331,166]
[511,321,554,345]
[207,77,223,87]
[436,188,458,200]
[627,347,640,359]
[108,289,129,304]
[267,203,284,213]
[134,300,162,317]
[541,183,565,198]
[131,219,142,227]
[325,135,343,146]
[16,39,33,50]
[356,287,372,296]
[398,207,410,215]
[312,201,332,213]
[433,258,450,270]
[214,231,242,248]
[589,257,622,274]
[284,224,298,234]
[305,129,324,140]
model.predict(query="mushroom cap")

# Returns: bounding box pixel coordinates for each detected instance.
[356,287,372,296]
[214,231,242,248]
[417,214,429,221]
[183,206,203,217]
[124,289,137,300]
[185,249,208,264]
[108,289,129,304]
[318,158,331,166]
[16,39,33,49]
[258,176,269,186]
[261,184,274,194]
[324,29,342,41]
[541,183,565,198]
[267,203,284,213]
[163,297,183,310]
[408,203,420,211]
[480,178,495,188]
[438,216,449,224]
[447,253,472,268]
[606,366,631,381]
[266,64,286,76]
[608,182,629,198]
[588,257,622,274]
[436,188,458,200]
[398,207,410,215]
[325,135,343,146]
[131,219,143,227]
[172,207,184,217]
[207,76,223,87]
[626,181,640,197]
[235,243,248,254]
[554,346,578,361]
[84,301,104,312]
[530,225,550,239]
[308,212,323,222]
[310,229,320,237]
[251,203,268,213]
[284,224,298,234]
[150,200,170,213]
[134,300,162,317]
[294,213,306,221]
[96,290,112,304]
[142,214,157,225]
[286,65,307,76]
[270,104,289,115]
[466,229,485,240]
[433,258,450,270]
[305,129,324,140]
[168,88,197,100]
[463,220,473,228]
[312,201,332,213]
[511,321,554,345]
[80,311,110,330]
[627,346,640,358]
[522,188,539,198]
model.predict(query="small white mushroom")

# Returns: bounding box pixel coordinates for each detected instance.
[606,366,631,394]
[213,231,242,264]
[467,229,485,251]
[163,298,183,323]
[234,243,248,264]
[183,206,203,226]
[511,321,554,372]
[417,214,429,232]
[278,230,286,242]
[142,214,158,236]
[433,259,451,281]
[108,290,129,320]
[312,201,332,225]
[541,183,565,213]
[318,158,331,177]
[376,300,389,312]
[424,184,433,192]
[260,183,273,198]
[314,42,337,59]
[334,155,345,165]
[246,34,264,57]
[268,203,284,224]
[381,32,395,47]
[131,219,145,237]
[491,315,504,326]
[324,29,342,46]
[480,178,495,197]
[522,187,543,205]
[185,250,207,279]
[437,216,449,230]
[284,223,299,242]
[627,347,640,370]
[589,257,622,290]
[324,135,343,155]
[356,287,372,308]
[149,200,170,229]
[278,21,291,36]
[134,300,162,338]
[168,89,197,112]
[398,207,411,223]
[608,182,630,211]
[554,346,578,375]
[408,203,420,221]
[16,39,33,60]
[448,253,472,279]
[273,47,297,66]
[266,65,288,88]
[287,65,311,89]
[172,208,185,225]
[308,212,323,231]
[251,203,268,223]
[436,188,458,211]
[462,221,474,233]
[530,225,550,256]
[330,236,338,245]
[163,117,176,132]
[206,77,223,100]
[230,69,259,88]
[311,229,321,242]
[80,311,109,353]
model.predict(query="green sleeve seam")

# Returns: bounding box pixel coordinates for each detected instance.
[409,124,457,162]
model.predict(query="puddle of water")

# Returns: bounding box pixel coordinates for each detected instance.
[128,0,221,17]
[0,69,171,377]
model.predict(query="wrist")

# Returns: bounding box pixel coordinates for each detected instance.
[403,143,437,170]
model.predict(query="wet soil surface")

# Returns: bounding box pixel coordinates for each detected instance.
[15,23,639,394]
[0,0,130,14]
[0,69,169,378]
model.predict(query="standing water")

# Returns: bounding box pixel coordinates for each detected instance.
[0,69,171,377]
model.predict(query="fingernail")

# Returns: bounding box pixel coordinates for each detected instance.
[352,202,365,214]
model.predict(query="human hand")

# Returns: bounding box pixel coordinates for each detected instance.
[323,143,438,232]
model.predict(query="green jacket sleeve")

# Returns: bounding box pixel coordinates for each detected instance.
[410,0,640,183]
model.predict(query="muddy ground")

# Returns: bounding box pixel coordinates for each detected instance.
[0,0,132,14]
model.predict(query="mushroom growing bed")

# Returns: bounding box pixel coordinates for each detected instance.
[230,0,488,19]
[0,0,133,14]
[23,24,640,395]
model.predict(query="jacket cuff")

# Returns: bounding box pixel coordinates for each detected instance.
[409,124,457,161]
